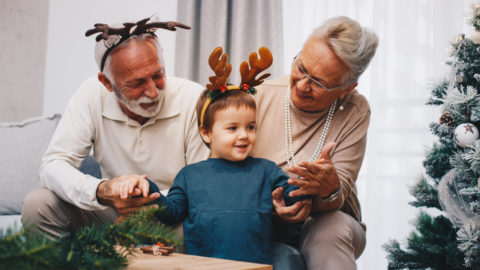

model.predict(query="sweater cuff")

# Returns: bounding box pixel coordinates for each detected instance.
[80,177,110,210]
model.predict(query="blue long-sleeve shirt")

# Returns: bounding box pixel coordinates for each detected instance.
[151,156,310,264]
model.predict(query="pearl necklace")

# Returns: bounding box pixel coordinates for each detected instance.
[285,86,337,167]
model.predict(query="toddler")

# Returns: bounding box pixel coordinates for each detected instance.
[152,88,310,263]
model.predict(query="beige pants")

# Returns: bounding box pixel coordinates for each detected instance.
[299,210,366,270]
[21,188,184,247]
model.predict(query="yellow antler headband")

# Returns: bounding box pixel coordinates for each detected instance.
[200,46,273,126]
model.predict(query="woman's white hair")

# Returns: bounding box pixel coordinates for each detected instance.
[94,22,165,84]
[307,16,379,85]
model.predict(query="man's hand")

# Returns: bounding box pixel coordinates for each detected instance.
[286,142,340,198]
[272,187,312,223]
[96,174,160,217]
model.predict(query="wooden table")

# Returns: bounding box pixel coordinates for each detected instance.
[126,249,272,270]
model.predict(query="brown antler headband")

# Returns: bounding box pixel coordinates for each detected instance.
[85,16,191,72]
[200,46,273,126]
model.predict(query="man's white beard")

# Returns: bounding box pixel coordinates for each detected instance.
[112,84,165,118]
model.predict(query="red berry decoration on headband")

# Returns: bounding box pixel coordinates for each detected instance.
[220,84,227,93]
[243,84,249,91]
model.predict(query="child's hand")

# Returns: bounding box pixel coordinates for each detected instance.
[114,174,150,199]
[272,187,311,223]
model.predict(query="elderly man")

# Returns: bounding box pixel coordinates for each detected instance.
[21,17,209,237]
[253,16,378,269]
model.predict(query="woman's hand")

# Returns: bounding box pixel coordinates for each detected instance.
[287,142,340,198]
[272,142,341,223]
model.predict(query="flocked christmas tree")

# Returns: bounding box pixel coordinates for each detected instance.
[383,3,480,269]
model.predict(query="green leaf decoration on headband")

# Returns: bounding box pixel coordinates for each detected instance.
[248,87,257,96]
[207,90,222,101]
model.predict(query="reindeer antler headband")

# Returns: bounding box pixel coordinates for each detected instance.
[85,15,191,72]
[200,47,273,126]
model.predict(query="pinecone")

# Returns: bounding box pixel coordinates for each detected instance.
[440,112,456,127]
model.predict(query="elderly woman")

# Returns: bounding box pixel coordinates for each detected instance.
[252,16,378,269]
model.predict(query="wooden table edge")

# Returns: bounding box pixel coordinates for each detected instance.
[124,248,272,270]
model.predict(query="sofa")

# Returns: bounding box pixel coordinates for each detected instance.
[0,114,102,231]
[0,114,306,269]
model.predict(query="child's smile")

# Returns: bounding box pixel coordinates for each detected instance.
[234,144,248,149]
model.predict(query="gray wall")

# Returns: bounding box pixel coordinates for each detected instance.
[0,0,49,122]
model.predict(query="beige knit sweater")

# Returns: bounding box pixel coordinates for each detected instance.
[252,75,370,230]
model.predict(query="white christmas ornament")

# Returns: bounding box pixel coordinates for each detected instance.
[439,170,480,228]
[471,30,480,44]
[454,123,479,147]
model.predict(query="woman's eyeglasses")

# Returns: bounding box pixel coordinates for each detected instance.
[292,51,347,95]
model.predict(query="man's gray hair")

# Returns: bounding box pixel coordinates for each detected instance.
[94,22,165,83]
[307,16,379,85]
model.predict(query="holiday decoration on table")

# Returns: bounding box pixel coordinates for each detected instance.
[383,3,480,269]
[0,207,180,269]
[140,242,175,256]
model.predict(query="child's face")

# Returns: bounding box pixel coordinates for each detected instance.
[202,106,256,162]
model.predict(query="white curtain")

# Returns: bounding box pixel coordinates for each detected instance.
[175,0,283,87]
[282,0,475,269]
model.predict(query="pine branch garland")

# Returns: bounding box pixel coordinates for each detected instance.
[0,207,180,269]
